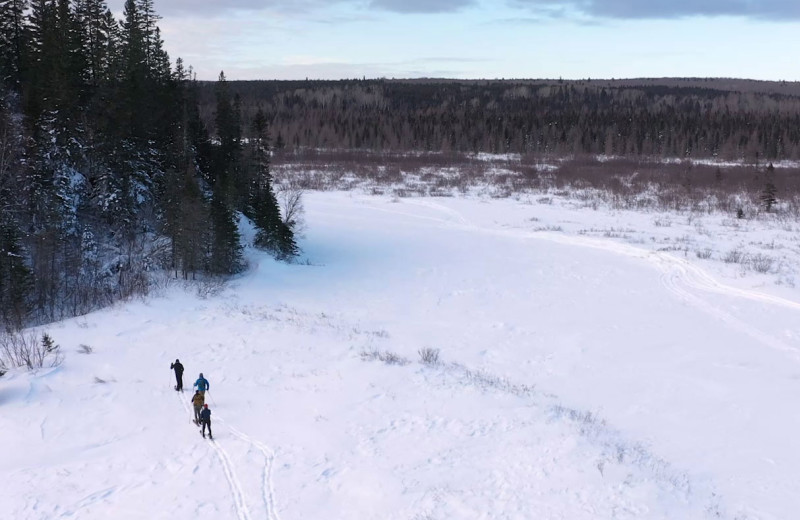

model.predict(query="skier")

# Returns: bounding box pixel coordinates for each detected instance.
[191,390,205,424]
[170,359,184,391]
[194,373,209,395]
[199,404,213,439]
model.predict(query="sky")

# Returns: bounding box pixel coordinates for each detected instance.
[109,0,800,81]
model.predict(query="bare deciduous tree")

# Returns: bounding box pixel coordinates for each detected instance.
[0,331,63,373]
[278,186,306,236]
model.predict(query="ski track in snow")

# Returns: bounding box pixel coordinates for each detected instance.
[178,394,252,520]
[391,198,800,361]
[218,418,280,520]
[208,438,252,520]
[654,255,800,359]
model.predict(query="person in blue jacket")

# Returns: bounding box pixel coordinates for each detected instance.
[194,373,210,395]
[200,404,213,439]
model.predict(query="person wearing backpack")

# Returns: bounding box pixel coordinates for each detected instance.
[191,391,205,424]
[194,373,209,395]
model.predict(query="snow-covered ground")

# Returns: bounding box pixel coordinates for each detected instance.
[3,191,800,519]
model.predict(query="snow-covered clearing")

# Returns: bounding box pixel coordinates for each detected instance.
[3,191,800,519]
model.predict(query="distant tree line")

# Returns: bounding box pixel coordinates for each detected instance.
[195,79,800,160]
[0,0,295,330]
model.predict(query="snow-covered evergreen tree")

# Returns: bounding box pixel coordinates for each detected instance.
[0,0,286,327]
[0,0,28,88]
[246,107,298,260]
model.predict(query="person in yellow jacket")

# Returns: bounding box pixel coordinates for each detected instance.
[191,390,205,424]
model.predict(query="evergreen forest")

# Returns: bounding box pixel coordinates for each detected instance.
[196,78,800,160]
[0,0,296,330]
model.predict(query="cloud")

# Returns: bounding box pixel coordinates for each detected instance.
[368,0,477,13]
[510,0,800,20]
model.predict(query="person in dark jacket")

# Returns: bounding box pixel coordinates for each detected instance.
[191,391,205,424]
[170,359,184,391]
[200,404,212,439]
[194,373,209,395]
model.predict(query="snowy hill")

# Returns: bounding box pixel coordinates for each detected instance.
[2,192,800,519]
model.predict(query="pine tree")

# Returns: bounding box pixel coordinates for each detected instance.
[0,0,28,89]
[186,85,213,182]
[0,212,32,329]
[213,71,240,170]
[52,0,85,123]
[74,0,112,87]
[160,71,210,280]
[760,182,777,212]
[0,91,24,208]
[102,7,121,77]
[25,0,56,118]
[760,162,777,212]
[247,107,297,260]
[119,0,146,137]
[208,193,243,275]
[136,0,159,71]
[163,166,209,279]
[150,27,171,82]
[25,0,83,145]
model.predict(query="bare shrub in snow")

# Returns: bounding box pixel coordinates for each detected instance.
[418,347,440,365]
[147,271,174,295]
[0,331,63,371]
[602,228,629,239]
[360,348,410,366]
[77,344,93,354]
[749,254,774,274]
[196,278,226,299]
[695,248,713,259]
[653,217,672,227]
[273,150,800,223]
[551,404,606,434]
[534,225,564,232]
[455,364,535,397]
[723,249,747,264]
[381,351,409,366]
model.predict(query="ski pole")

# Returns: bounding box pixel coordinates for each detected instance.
[207,390,217,406]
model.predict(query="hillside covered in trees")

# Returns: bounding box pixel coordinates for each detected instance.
[196,78,800,160]
[0,0,296,330]
[2,2,799,332]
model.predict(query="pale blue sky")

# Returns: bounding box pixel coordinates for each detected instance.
[112,0,800,80]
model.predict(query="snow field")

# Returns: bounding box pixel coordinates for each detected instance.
[3,191,800,519]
